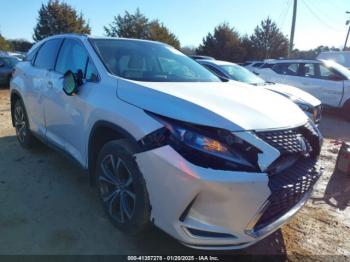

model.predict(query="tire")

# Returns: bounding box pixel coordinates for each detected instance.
[96,139,151,235]
[342,100,350,122]
[13,99,37,149]
[7,75,12,88]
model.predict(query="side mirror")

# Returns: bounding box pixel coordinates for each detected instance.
[62,69,84,96]
[0,61,4,67]
[63,70,78,96]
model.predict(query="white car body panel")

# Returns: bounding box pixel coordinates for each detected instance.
[197,59,321,124]
[135,146,271,248]
[258,68,344,107]
[264,83,320,107]
[255,60,350,108]
[117,79,308,131]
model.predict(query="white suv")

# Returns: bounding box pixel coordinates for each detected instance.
[255,59,350,121]
[10,34,323,250]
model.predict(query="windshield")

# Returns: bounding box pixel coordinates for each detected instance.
[324,60,350,80]
[90,39,220,82]
[220,64,266,84]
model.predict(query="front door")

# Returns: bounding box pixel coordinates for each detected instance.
[44,38,99,165]
[300,63,344,107]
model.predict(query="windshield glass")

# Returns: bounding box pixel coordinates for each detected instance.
[324,60,350,80]
[90,39,220,82]
[220,64,265,84]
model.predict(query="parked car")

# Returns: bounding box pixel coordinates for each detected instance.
[189,55,215,60]
[317,51,350,70]
[244,61,264,71]
[197,59,322,124]
[0,55,20,87]
[11,34,323,250]
[255,59,350,121]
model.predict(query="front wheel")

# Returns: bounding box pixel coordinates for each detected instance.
[96,140,151,235]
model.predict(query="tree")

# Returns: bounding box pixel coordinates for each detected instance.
[249,18,289,59]
[33,0,91,42]
[196,23,246,62]
[104,8,149,39]
[104,9,181,48]
[181,46,196,55]
[0,33,12,51]
[148,20,180,49]
[8,39,33,52]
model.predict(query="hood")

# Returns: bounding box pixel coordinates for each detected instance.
[264,83,321,107]
[117,79,308,132]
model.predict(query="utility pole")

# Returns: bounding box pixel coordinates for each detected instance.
[289,0,298,56]
[344,11,350,51]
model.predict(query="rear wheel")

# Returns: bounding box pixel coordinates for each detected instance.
[96,140,151,235]
[13,99,37,148]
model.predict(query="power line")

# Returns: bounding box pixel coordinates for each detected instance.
[301,0,342,32]
[280,0,292,30]
[277,0,291,25]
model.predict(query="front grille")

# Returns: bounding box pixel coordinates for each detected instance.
[256,123,322,158]
[252,123,322,232]
[253,158,321,231]
[257,128,305,155]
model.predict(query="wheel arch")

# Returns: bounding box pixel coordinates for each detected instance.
[87,120,140,185]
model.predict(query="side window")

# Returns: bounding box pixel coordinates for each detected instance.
[272,63,299,76]
[252,63,263,68]
[204,65,226,78]
[319,64,343,81]
[302,63,317,78]
[85,59,99,82]
[25,45,41,63]
[34,39,63,70]
[260,63,273,69]
[56,39,88,75]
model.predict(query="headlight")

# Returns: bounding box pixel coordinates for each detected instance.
[140,112,261,172]
[296,102,312,113]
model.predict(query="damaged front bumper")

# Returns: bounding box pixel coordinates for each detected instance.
[135,145,322,250]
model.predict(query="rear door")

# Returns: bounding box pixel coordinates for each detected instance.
[24,39,63,137]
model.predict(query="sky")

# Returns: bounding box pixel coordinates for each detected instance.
[0,0,349,50]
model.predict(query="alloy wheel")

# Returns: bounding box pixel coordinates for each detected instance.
[98,154,136,223]
[14,105,27,143]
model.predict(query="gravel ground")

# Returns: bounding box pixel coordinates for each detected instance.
[0,87,349,257]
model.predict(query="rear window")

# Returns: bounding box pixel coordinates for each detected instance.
[34,39,63,70]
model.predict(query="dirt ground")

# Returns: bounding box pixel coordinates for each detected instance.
[0,87,349,257]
